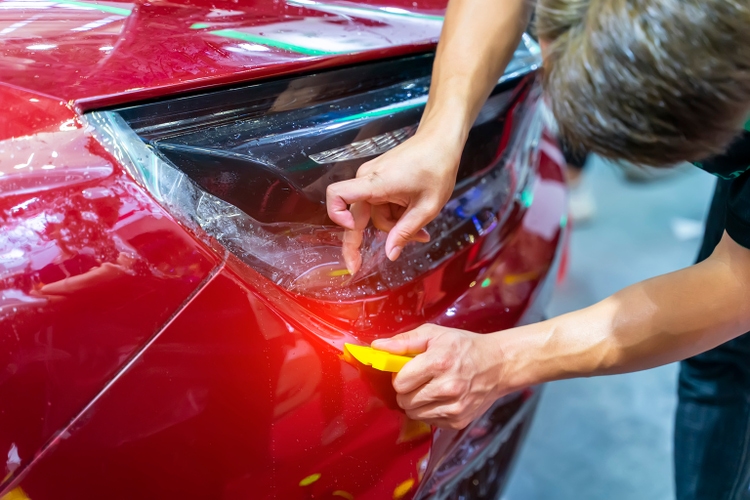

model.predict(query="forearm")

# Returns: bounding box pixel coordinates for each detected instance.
[500,233,750,390]
[418,0,531,145]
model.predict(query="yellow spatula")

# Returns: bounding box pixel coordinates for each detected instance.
[344,343,414,372]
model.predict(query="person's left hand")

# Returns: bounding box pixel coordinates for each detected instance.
[371,324,506,429]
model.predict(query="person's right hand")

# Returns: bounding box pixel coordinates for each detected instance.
[326,131,464,274]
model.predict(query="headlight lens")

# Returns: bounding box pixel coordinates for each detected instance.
[87,35,547,301]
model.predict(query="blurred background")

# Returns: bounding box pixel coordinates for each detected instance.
[503,157,716,500]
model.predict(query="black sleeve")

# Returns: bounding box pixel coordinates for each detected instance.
[727,169,750,249]
[700,132,750,249]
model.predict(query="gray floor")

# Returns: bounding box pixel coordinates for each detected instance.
[503,159,716,500]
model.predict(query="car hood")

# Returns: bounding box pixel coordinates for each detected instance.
[0,0,445,109]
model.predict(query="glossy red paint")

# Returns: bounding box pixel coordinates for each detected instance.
[1,1,565,497]
[0,137,564,498]
[0,0,446,109]
[9,269,432,499]
[436,138,567,333]
[0,85,76,143]
[0,120,221,492]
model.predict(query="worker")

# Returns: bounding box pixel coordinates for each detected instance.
[325,0,750,498]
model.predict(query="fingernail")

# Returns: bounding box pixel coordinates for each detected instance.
[387,245,402,261]
[343,251,361,276]
[372,339,390,348]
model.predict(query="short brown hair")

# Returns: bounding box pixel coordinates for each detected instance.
[536,0,750,166]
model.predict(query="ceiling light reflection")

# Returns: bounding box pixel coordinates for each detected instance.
[226,42,271,53]
[72,15,120,32]
[59,119,77,131]
[381,6,409,13]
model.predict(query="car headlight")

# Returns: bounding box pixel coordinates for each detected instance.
[86,35,547,306]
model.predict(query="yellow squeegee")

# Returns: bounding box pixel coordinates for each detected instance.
[344,343,414,372]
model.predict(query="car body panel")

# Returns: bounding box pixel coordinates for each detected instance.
[10,267,431,500]
[0,0,445,109]
[0,2,566,497]
[0,118,222,491]
[1,139,564,499]
[0,84,76,142]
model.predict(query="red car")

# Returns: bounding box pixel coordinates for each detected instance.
[0,1,567,498]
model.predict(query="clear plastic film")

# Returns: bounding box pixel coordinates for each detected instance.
[86,59,549,301]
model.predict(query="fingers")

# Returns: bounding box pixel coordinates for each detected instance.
[342,229,363,275]
[396,377,463,410]
[402,400,474,430]
[349,201,372,232]
[396,375,482,430]
[326,177,378,230]
[392,360,435,395]
[372,326,447,394]
[327,158,442,266]
[371,326,435,355]
[371,206,431,244]
[389,340,453,394]
[377,325,493,430]
[340,201,371,274]
[342,202,430,269]
[385,205,435,261]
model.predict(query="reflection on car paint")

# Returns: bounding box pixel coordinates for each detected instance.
[0,0,539,109]
[0,0,447,106]
[5,269,435,498]
[0,119,221,492]
[194,15,441,56]
[287,0,445,22]
[0,108,565,499]
[1,1,567,496]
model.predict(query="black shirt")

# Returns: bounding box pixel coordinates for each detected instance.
[695,126,750,260]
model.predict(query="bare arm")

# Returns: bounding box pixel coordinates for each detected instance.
[501,231,750,389]
[375,232,750,429]
[419,0,532,143]
[326,0,532,272]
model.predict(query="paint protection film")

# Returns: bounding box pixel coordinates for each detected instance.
[87,43,546,301]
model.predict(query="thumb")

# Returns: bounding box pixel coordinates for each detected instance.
[385,205,434,261]
[372,326,435,355]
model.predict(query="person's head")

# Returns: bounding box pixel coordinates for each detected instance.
[535,0,750,166]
